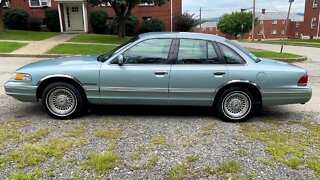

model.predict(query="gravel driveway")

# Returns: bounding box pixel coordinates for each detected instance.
[0,57,319,179]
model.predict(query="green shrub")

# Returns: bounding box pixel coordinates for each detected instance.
[175,12,198,32]
[90,10,107,34]
[125,15,139,36]
[28,18,42,31]
[142,18,165,33]
[44,9,60,32]
[4,9,29,30]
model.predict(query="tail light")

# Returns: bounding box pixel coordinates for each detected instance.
[298,75,308,86]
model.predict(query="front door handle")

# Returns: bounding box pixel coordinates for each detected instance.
[213,72,226,76]
[154,71,168,75]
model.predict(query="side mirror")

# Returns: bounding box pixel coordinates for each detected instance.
[118,55,124,65]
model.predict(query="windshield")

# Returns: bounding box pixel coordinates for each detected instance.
[225,40,261,63]
[100,36,139,61]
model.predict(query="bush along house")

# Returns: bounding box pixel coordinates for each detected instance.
[4,0,182,33]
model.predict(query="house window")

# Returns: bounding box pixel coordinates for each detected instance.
[143,17,152,21]
[139,3,155,6]
[281,30,285,35]
[272,20,277,24]
[271,30,277,35]
[311,17,317,29]
[257,30,263,35]
[209,28,213,31]
[99,2,111,7]
[313,0,317,8]
[29,0,51,7]
[259,21,263,24]
[3,1,10,8]
[296,22,300,27]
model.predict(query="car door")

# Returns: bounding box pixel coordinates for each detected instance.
[169,39,228,106]
[99,38,174,105]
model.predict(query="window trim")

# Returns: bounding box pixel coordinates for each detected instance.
[216,42,248,65]
[271,20,278,24]
[172,38,224,65]
[110,38,175,65]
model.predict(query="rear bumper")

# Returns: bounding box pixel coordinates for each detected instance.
[261,86,312,106]
[4,81,38,102]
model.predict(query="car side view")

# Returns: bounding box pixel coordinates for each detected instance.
[4,32,312,122]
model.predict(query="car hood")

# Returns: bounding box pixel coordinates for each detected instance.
[17,55,100,72]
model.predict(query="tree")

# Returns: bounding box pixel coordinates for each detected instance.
[217,11,258,39]
[175,12,198,32]
[0,0,9,34]
[88,0,167,38]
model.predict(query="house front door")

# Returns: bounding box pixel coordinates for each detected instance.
[65,5,84,31]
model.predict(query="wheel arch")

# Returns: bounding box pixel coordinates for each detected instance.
[213,80,262,107]
[36,74,87,101]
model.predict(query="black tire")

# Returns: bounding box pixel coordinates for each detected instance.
[216,87,255,122]
[41,82,85,119]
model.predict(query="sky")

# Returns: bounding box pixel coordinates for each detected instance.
[182,0,306,19]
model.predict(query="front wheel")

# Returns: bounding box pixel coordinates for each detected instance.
[216,87,255,122]
[42,82,85,119]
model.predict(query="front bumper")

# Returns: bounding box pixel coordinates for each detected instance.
[261,86,312,106]
[4,81,38,102]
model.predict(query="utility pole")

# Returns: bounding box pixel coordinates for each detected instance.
[199,7,202,29]
[280,0,294,53]
[170,0,173,32]
[251,0,256,41]
[317,4,320,38]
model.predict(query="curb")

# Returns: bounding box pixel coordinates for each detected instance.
[0,54,68,58]
[272,56,308,62]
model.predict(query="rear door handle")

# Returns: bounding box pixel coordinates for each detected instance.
[154,71,168,75]
[213,72,226,76]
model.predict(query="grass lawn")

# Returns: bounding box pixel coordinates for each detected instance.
[256,39,320,48]
[47,44,118,55]
[69,34,130,44]
[0,42,27,53]
[0,30,59,41]
[250,50,301,59]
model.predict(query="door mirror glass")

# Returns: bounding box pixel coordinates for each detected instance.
[118,55,124,65]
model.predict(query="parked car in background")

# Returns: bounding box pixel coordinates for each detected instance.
[4,32,312,122]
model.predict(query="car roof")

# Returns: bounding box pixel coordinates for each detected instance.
[138,32,226,42]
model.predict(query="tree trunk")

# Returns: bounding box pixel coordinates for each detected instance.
[118,19,126,39]
[0,5,5,34]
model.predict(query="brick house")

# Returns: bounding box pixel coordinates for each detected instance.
[3,0,182,33]
[302,0,320,38]
[247,10,304,39]
[194,22,226,38]
[194,10,304,40]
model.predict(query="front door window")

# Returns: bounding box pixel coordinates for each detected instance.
[123,39,172,64]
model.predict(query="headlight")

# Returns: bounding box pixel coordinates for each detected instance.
[13,73,32,81]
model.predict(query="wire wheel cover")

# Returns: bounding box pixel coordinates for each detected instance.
[46,88,77,116]
[222,91,251,119]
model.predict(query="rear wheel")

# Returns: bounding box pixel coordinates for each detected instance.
[42,82,85,119]
[216,87,254,122]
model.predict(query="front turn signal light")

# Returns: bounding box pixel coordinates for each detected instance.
[13,73,32,81]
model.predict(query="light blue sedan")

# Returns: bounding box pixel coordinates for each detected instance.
[4,32,312,122]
